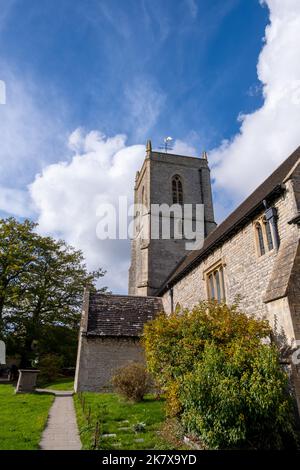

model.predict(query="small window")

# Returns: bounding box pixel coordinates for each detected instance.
[256,222,265,256]
[208,273,215,299]
[254,216,275,257]
[206,263,226,302]
[265,220,274,251]
[172,175,183,205]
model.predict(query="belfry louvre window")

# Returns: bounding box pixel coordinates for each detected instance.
[206,263,226,303]
[172,175,183,205]
[254,216,275,257]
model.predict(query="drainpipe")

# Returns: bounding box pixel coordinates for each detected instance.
[263,200,280,250]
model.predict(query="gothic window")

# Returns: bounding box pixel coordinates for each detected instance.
[172,175,183,205]
[256,222,265,256]
[254,216,275,257]
[206,263,226,302]
[208,273,215,299]
[220,266,226,300]
[265,220,274,251]
[215,269,221,302]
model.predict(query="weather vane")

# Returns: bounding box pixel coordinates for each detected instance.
[159,136,173,153]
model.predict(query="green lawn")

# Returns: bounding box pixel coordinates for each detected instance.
[40,377,74,391]
[0,384,54,450]
[74,393,174,450]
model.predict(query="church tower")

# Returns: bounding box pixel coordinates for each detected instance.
[128,141,216,296]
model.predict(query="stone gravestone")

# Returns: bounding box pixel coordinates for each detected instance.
[0,340,5,365]
[15,369,40,393]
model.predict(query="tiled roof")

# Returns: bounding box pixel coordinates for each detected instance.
[158,146,300,294]
[86,294,163,337]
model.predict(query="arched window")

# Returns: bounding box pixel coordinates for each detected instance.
[256,222,265,256]
[254,215,276,257]
[265,220,274,251]
[208,273,215,299]
[172,175,183,205]
[206,263,226,302]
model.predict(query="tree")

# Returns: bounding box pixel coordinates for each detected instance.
[0,217,108,366]
[0,218,38,336]
[143,301,297,449]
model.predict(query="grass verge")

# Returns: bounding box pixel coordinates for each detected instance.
[0,384,54,450]
[40,377,74,391]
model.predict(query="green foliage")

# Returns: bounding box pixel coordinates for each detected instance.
[143,301,297,449]
[112,362,151,402]
[143,301,270,390]
[38,353,64,384]
[180,342,296,449]
[0,217,108,366]
[37,324,78,368]
[0,218,38,336]
[159,418,185,449]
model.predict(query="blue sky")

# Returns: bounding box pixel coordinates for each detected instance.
[1,0,267,152]
[1,0,300,292]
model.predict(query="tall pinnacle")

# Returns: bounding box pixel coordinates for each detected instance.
[146,139,152,155]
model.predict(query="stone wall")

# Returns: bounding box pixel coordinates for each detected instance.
[161,176,299,340]
[74,336,145,392]
[161,167,300,411]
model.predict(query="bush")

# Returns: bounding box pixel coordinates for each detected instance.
[112,362,150,402]
[159,418,185,449]
[180,342,296,449]
[143,301,297,449]
[38,353,63,384]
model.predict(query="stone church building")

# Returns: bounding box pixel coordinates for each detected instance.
[75,143,300,411]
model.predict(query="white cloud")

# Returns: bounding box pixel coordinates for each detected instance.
[29,130,196,293]
[210,0,300,203]
[30,130,146,293]
[172,139,197,156]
